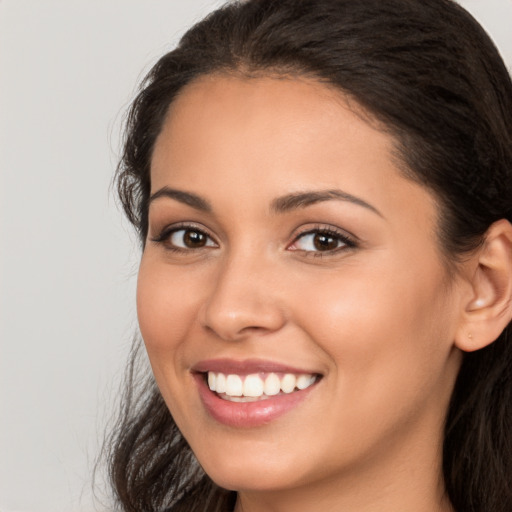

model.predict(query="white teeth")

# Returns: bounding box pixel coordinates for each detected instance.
[296,374,315,390]
[225,374,243,396]
[216,373,226,393]
[264,373,281,396]
[208,372,216,391]
[207,371,317,399]
[243,374,264,397]
[280,373,296,393]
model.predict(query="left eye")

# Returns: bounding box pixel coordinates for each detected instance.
[168,228,216,249]
[290,231,349,252]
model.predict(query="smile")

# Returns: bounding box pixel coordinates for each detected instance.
[207,372,317,402]
[192,359,322,427]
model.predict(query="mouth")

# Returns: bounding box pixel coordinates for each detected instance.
[206,371,318,402]
[192,359,322,427]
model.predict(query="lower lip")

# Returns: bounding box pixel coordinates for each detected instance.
[194,374,317,428]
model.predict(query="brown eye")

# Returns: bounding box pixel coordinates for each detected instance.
[183,230,207,247]
[288,229,355,254]
[312,233,339,251]
[168,228,216,249]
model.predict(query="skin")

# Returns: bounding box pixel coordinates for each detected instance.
[137,74,469,512]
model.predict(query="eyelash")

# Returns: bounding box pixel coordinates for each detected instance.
[150,223,357,256]
[150,223,217,253]
[289,226,357,257]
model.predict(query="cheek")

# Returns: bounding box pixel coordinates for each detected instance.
[136,255,208,429]
[283,260,459,469]
[293,254,457,410]
[136,256,199,367]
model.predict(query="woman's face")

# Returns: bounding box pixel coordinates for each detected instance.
[138,75,464,495]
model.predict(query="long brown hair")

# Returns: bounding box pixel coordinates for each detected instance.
[105,1,512,510]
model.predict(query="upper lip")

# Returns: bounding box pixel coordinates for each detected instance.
[192,358,320,376]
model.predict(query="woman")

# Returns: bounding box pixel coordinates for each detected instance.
[106,0,512,510]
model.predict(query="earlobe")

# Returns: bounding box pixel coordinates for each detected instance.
[455,219,512,352]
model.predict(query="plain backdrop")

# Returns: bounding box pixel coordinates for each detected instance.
[0,1,511,511]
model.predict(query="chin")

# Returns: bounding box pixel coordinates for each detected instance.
[207,467,302,493]
[195,444,309,492]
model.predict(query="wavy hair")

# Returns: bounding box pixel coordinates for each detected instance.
[105,1,512,510]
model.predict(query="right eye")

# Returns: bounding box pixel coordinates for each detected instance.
[152,226,217,251]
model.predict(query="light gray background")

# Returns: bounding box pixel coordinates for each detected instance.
[0,1,511,511]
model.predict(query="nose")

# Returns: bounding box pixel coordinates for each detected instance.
[199,253,287,341]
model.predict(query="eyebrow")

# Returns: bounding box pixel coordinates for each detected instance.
[149,187,212,212]
[149,186,382,217]
[270,189,382,217]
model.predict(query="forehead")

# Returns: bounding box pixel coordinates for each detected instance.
[150,74,435,228]
[152,74,392,187]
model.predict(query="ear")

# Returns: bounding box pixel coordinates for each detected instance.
[455,219,512,352]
